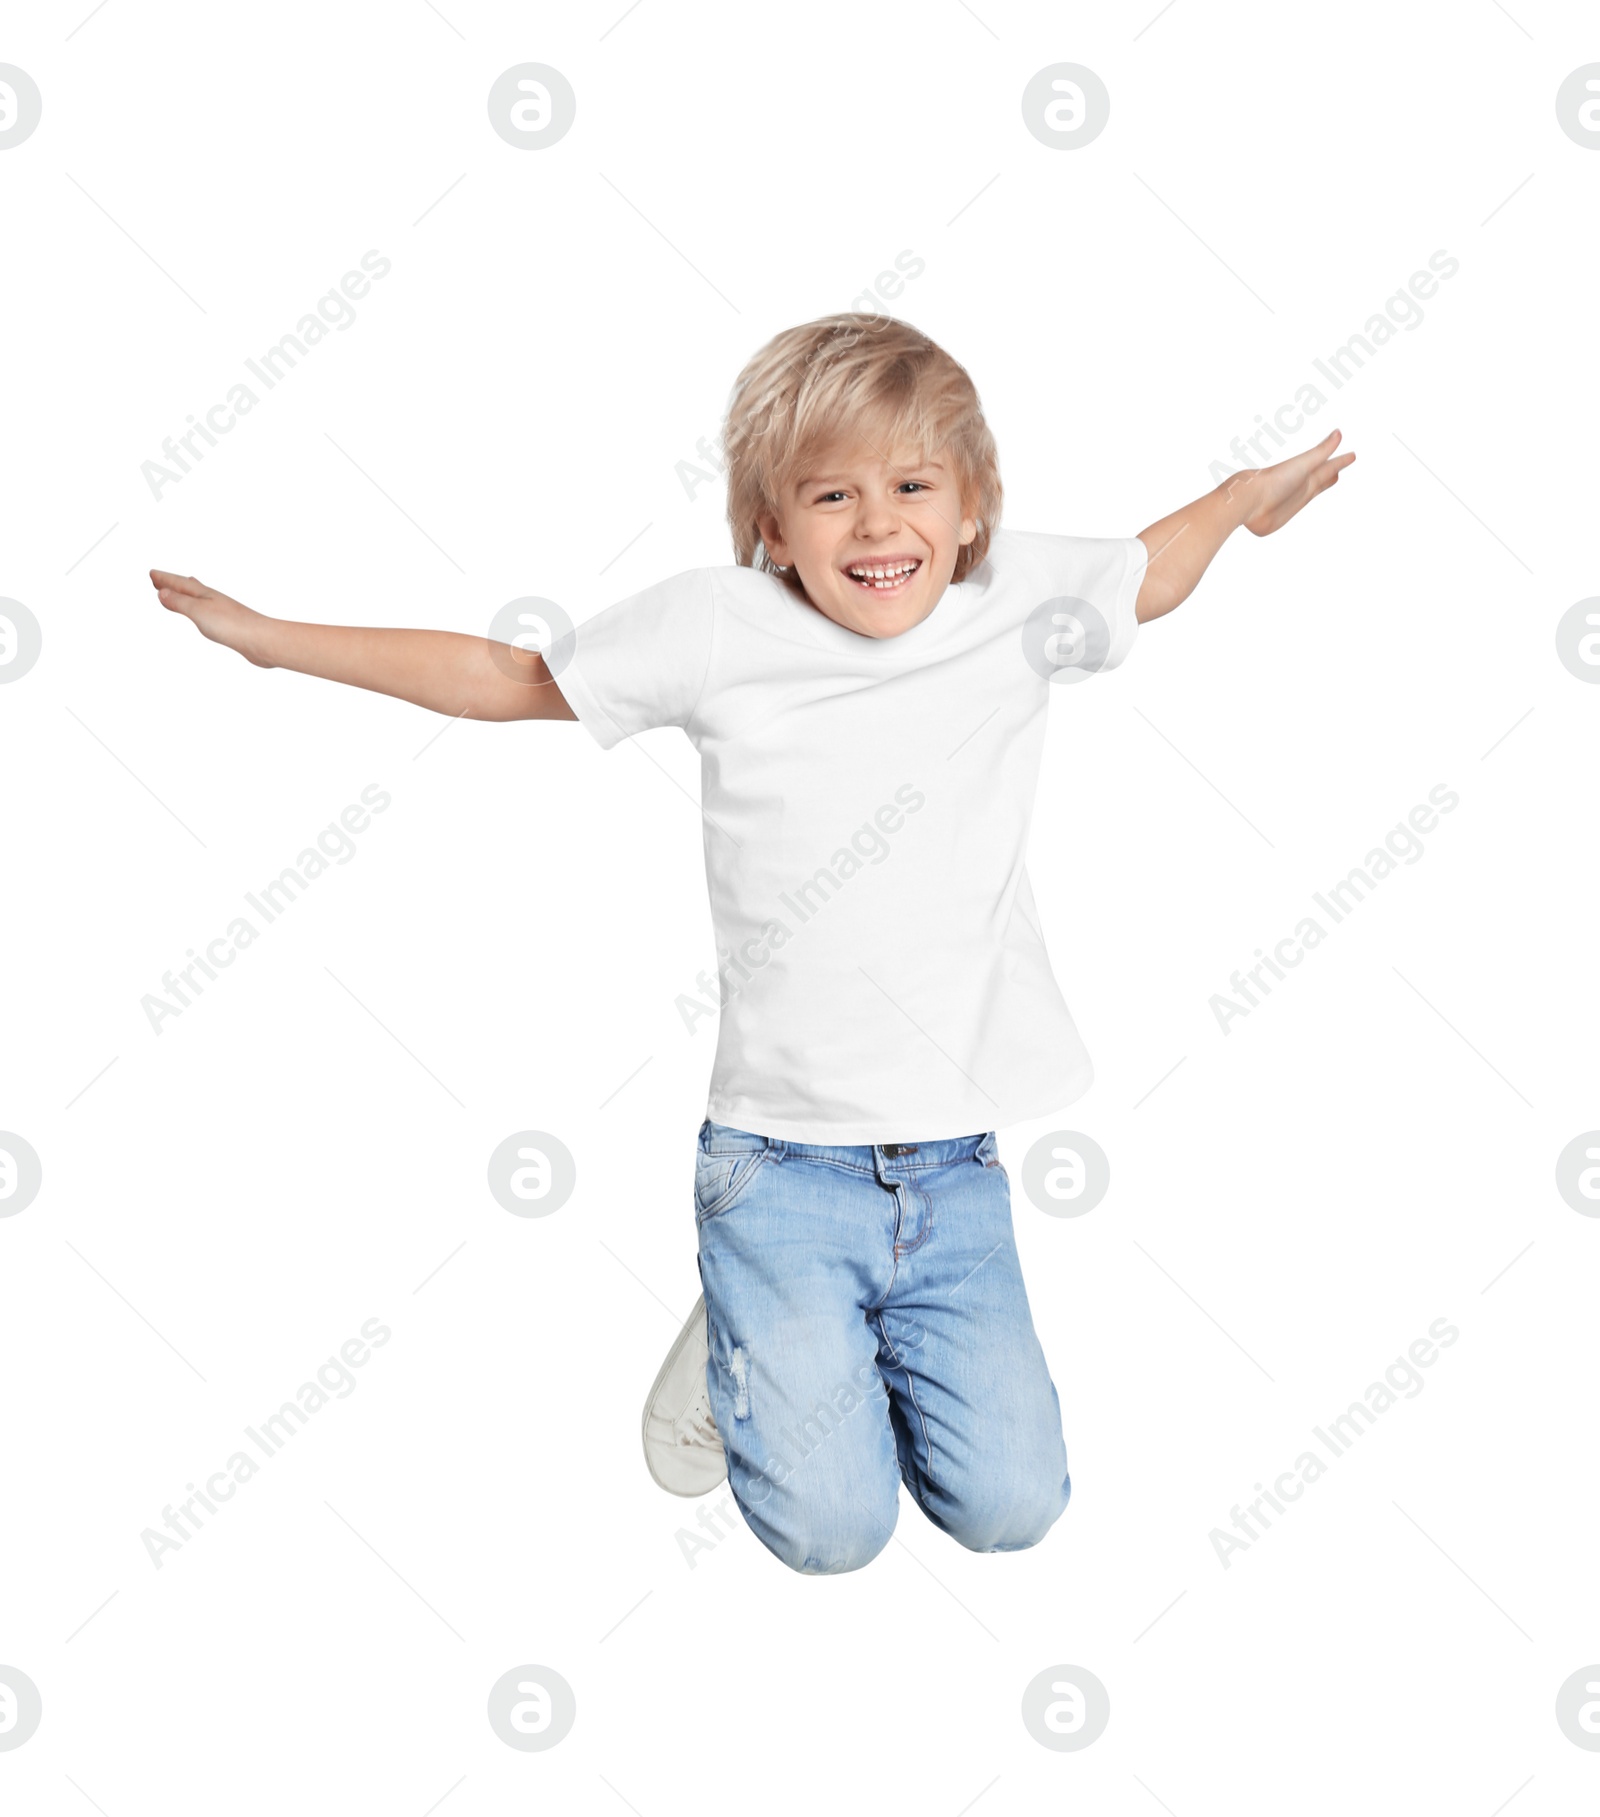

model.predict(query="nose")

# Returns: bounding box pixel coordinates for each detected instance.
[854,492,902,541]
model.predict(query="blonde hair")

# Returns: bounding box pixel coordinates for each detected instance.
[722,313,1002,599]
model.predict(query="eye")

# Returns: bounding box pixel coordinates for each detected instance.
[897,481,928,495]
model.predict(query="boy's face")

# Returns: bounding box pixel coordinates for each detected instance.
[757,439,978,639]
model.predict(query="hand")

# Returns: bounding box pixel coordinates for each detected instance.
[1227,429,1356,537]
[149,570,275,667]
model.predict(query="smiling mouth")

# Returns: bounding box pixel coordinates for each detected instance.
[845,558,922,594]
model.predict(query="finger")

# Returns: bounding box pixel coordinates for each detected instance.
[153,580,212,612]
[1287,434,1337,474]
[149,569,206,597]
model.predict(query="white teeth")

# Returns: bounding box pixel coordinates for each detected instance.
[848,560,919,586]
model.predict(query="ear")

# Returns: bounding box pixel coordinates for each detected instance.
[958,510,978,547]
[757,509,791,566]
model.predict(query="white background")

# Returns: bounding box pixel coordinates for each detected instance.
[3,0,1597,1810]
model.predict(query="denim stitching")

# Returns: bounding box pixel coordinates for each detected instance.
[695,1147,775,1221]
[874,1307,935,1488]
[786,1153,877,1179]
[703,1142,988,1178]
[891,1175,935,1257]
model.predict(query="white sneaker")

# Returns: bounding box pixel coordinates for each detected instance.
[642,1293,728,1496]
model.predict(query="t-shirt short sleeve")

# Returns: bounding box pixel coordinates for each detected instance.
[1002,529,1149,676]
[554,567,716,749]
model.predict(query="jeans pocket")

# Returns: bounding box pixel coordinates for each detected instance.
[694,1144,773,1223]
[976,1130,1002,1170]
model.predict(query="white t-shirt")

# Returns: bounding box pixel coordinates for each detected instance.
[556,527,1149,1144]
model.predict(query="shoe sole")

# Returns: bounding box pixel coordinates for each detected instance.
[641,1292,728,1497]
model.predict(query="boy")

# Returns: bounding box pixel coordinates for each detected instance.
[151,313,1352,1575]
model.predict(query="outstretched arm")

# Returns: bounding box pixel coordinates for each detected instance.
[1133,429,1355,625]
[149,570,576,722]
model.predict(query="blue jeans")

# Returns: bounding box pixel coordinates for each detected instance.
[694,1118,1072,1575]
